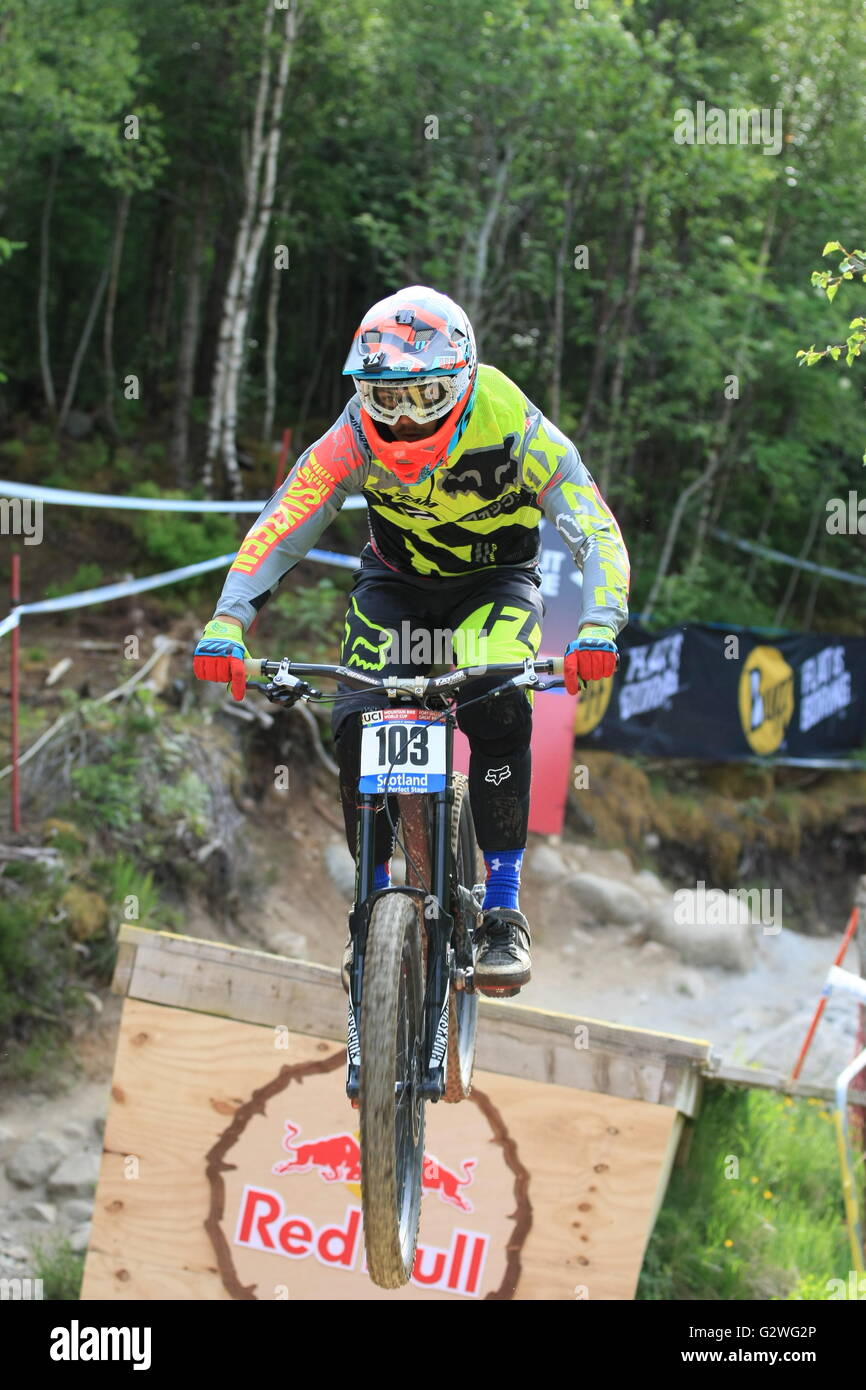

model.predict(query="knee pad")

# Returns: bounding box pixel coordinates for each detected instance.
[456,686,532,758]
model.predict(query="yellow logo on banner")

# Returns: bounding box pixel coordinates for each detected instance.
[574,675,614,735]
[738,646,795,754]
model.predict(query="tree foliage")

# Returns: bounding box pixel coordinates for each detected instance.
[1,0,865,629]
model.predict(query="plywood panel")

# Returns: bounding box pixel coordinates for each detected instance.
[113,926,711,1111]
[82,999,681,1302]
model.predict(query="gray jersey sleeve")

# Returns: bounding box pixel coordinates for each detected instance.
[211,402,370,632]
[519,403,630,635]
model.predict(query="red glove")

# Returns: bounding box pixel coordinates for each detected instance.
[193,619,250,702]
[564,625,618,694]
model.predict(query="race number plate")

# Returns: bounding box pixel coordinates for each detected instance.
[358,709,446,794]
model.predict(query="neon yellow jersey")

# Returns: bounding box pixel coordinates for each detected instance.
[214,364,630,633]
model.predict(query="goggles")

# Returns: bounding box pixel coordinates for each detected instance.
[354,374,459,426]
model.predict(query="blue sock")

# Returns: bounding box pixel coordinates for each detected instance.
[482,849,523,911]
[373,860,391,891]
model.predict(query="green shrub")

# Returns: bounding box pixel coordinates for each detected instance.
[129,481,237,570]
[32,1238,85,1300]
[44,563,104,600]
[268,576,349,661]
[0,864,81,1072]
[91,851,160,928]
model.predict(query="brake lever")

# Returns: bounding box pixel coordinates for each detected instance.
[248,678,316,707]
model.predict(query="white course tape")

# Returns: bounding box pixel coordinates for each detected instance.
[0,479,366,511]
[825,965,866,1004]
[0,546,358,636]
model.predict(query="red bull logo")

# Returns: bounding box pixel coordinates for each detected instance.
[235,1188,489,1296]
[274,1122,360,1183]
[422,1153,476,1213]
[273,1121,476,1212]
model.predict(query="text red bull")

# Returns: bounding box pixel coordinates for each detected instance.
[235,1187,489,1296]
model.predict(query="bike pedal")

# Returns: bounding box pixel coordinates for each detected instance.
[477,984,521,999]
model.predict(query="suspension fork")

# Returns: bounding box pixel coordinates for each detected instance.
[346,790,378,1102]
[420,712,456,1100]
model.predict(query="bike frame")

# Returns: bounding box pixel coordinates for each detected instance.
[346,702,459,1105]
[244,656,564,1105]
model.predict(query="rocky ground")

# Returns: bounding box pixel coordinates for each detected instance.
[0,1071,115,1284]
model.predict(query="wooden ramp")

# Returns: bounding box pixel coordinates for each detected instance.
[81,925,715,1302]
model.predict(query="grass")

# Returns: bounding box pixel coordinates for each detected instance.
[32,1237,86,1300]
[637,1083,861,1300]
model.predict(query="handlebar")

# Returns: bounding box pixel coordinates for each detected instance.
[242,655,564,702]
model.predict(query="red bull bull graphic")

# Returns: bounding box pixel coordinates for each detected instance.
[422,1154,476,1213]
[274,1122,361,1183]
[273,1121,476,1213]
[235,1187,489,1296]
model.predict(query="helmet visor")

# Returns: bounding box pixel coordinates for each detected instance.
[355,374,459,426]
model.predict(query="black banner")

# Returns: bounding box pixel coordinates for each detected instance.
[575,623,866,760]
[536,522,866,760]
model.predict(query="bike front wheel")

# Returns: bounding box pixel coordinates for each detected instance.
[360,891,425,1288]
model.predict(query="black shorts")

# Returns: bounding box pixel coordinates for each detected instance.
[330,548,545,740]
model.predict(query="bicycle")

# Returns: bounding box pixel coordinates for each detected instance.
[245,653,564,1288]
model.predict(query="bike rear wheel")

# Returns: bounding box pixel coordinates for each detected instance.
[444,772,480,1102]
[360,891,425,1288]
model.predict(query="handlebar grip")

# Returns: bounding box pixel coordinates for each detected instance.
[243,658,264,676]
[549,657,564,675]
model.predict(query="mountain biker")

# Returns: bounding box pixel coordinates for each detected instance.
[193,285,630,995]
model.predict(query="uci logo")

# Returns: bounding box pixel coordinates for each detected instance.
[737,646,795,754]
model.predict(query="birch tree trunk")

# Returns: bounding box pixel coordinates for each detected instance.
[643,193,779,621]
[203,1,274,494]
[598,174,649,494]
[684,200,778,576]
[773,502,823,627]
[168,171,211,487]
[578,201,626,437]
[57,264,109,435]
[103,190,132,437]
[38,149,60,416]
[465,143,514,350]
[549,174,576,423]
[221,10,296,494]
[204,0,297,498]
[262,189,291,445]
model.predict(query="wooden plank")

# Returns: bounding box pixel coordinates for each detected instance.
[82,998,681,1302]
[111,937,136,997]
[645,1113,685,1238]
[111,926,710,1108]
[710,1063,866,1107]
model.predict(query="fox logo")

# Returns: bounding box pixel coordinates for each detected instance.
[484,765,511,786]
[441,443,519,498]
